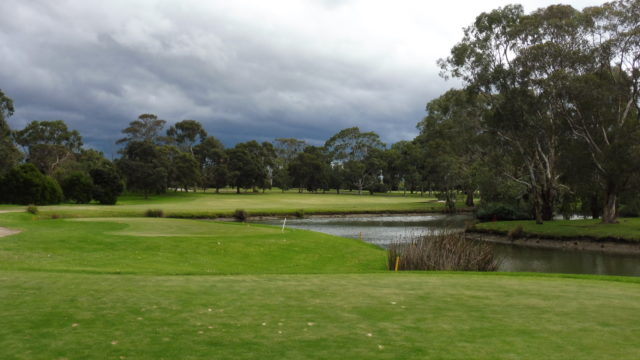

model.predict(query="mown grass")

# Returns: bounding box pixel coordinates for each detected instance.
[0,213,386,275]
[1,207,639,359]
[1,271,639,360]
[31,191,467,218]
[474,218,640,242]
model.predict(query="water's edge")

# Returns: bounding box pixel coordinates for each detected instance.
[466,232,640,255]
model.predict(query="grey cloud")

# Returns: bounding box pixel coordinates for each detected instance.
[0,0,599,154]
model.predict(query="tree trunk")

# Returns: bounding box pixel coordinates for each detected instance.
[465,190,474,207]
[602,191,618,224]
[532,188,543,225]
[236,185,240,194]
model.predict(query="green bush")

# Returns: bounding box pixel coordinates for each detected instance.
[90,168,124,205]
[144,209,164,218]
[294,209,305,218]
[367,183,389,194]
[234,209,249,221]
[26,205,38,215]
[61,172,93,204]
[475,202,531,221]
[0,164,63,205]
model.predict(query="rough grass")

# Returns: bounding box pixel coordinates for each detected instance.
[473,218,640,242]
[1,271,639,360]
[32,191,467,218]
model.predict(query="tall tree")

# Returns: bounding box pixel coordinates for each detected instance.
[288,146,330,192]
[166,120,207,156]
[324,127,385,194]
[14,120,83,175]
[324,127,385,163]
[117,141,168,198]
[417,89,485,207]
[194,136,226,192]
[0,89,21,175]
[559,1,640,223]
[117,114,166,146]
[440,4,585,222]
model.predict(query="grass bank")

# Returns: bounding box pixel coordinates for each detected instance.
[472,218,640,243]
[29,191,469,218]
[0,213,386,275]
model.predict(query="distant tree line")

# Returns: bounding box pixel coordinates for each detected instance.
[0,0,637,224]
[0,90,122,205]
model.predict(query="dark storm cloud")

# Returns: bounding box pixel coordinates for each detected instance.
[0,0,600,153]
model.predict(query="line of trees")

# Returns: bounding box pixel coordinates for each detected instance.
[0,90,122,205]
[432,0,639,224]
[0,0,636,223]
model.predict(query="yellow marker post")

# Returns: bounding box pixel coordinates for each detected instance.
[359,232,362,241]
[394,256,400,272]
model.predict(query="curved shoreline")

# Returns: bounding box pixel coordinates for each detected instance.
[465,231,640,255]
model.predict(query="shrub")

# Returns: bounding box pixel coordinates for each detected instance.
[90,168,124,205]
[0,163,63,205]
[475,202,531,221]
[144,209,164,218]
[507,224,524,239]
[295,209,305,218]
[367,183,388,194]
[234,209,249,221]
[26,205,38,215]
[61,172,93,204]
[388,230,499,272]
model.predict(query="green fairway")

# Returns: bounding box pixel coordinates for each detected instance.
[0,213,386,275]
[474,217,640,242]
[1,271,639,360]
[31,191,458,218]
[1,209,638,359]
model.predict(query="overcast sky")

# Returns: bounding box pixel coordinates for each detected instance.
[0,0,603,155]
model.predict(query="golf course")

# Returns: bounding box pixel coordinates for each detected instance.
[1,192,639,359]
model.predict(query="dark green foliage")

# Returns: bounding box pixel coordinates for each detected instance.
[117,141,167,198]
[61,172,94,204]
[26,205,38,215]
[90,168,124,205]
[0,90,22,175]
[14,120,83,175]
[367,182,388,194]
[295,209,305,218]
[144,209,164,217]
[117,114,167,145]
[289,146,330,192]
[619,195,640,218]
[0,163,63,205]
[475,202,531,222]
[234,209,248,221]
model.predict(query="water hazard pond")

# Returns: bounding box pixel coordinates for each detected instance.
[253,214,640,277]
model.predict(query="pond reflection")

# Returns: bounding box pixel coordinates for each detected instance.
[254,214,640,277]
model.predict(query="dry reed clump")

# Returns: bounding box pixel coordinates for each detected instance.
[507,224,524,239]
[144,209,164,218]
[233,209,249,221]
[388,230,499,272]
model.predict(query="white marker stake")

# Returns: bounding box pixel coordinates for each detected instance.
[282,217,287,232]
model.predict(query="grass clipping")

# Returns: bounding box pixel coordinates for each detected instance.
[388,230,499,272]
